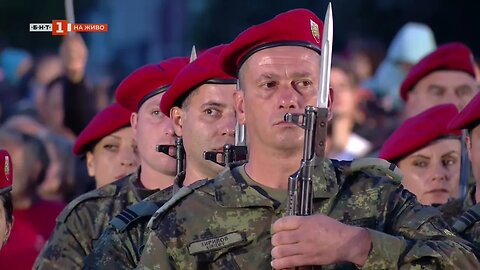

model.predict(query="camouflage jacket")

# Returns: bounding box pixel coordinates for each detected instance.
[83,174,211,270]
[137,160,480,269]
[34,170,157,269]
[440,185,480,247]
[82,186,173,270]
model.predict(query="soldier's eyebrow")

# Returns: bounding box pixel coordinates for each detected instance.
[255,73,277,83]
[409,154,431,160]
[441,150,459,158]
[426,84,446,92]
[290,71,313,79]
[454,84,473,92]
[201,101,226,109]
[104,134,122,140]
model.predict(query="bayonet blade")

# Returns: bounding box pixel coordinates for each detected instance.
[317,3,333,108]
[190,45,197,63]
[234,122,246,146]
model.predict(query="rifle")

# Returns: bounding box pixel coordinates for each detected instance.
[285,2,333,218]
[203,122,248,166]
[64,0,75,36]
[156,137,186,176]
[459,130,471,197]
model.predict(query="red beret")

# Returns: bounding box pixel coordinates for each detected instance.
[220,8,323,76]
[115,57,189,111]
[379,104,461,162]
[73,103,132,155]
[160,45,237,116]
[400,42,476,101]
[449,92,480,131]
[0,149,13,194]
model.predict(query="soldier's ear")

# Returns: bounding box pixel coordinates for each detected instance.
[170,106,184,136]
[130,112,138,138]
[327,87,334,121]
[466,135,472,160]
[234,91,246,125]
[85,151,96,177]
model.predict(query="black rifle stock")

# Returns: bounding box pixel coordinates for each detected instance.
[156,137,185,176]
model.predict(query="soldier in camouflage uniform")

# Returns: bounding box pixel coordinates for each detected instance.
[440,91,480,247]
[379,104,462,206]
[82,45,239,269]
[136,9,480,269]
[34,58,188,269]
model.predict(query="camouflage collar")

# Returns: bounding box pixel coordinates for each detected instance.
[211,159,339,208]
[463,185,477,210]
[173,172,185,193]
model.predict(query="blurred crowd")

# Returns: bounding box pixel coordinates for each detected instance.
[0,20,479,269]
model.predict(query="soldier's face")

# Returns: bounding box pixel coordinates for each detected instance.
[172,83,236,178]
[405,71,477,117]
[131,93,176,177]
[330,67,357,117]
[235,46,320,154]
[398,138,461,205]
[467,125,480,184]
[86,127,139,188]
[0,195,12,250]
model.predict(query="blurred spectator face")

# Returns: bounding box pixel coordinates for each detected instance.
[467,125,480,184]
[34,55,62,87]
[406,71,478,117]
[1,140,30,198]
[330,67,357,117]
[172,84,236,178]
[38,142,62,199]
[43,81,65,130]
[397,138,461,205]
[131,93,176,177]
[350,53,373,82]
[86,126,139,187]
[0,193,13,250]
[3,115,48,138]
[0,130,49,205]
[37,136,75,202]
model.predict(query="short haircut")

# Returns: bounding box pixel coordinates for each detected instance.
[0,128,50,185]
[0,192,13,224]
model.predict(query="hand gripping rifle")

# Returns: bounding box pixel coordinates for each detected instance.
[203,122,248,166]
[156,137,186,176]
[285,3,333,218]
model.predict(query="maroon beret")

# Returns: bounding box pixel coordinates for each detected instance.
[220,8,323,76]
[379,104,461,162]
[449,92,480,131]
[73,103,132,155]
[115,57,189,111]
[0,149,13,194]
[400,42,476,101]
[160,45,237,116]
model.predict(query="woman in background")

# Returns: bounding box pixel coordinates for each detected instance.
[0,149,13,250]
[73,103,139,188]
[379,104,461,205]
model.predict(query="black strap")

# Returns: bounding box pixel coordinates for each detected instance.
[110,201,160,232]
[453,204,480,233]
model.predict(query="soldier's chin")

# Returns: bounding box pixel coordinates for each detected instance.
[423,192,450,206]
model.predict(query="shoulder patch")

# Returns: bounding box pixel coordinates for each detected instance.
[188,232,246,255]
[147,179,212,230]
[110,201,161,232]
[57,183,118,223]
[349,158,403,183]
[453,204,480,233]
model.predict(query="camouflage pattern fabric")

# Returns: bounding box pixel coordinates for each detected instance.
[137,160,480,269]
[34,170,157,269]
[440,185,480,247]
[82,187,172,270]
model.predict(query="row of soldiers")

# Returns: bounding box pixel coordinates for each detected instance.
[27,8,480,269]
